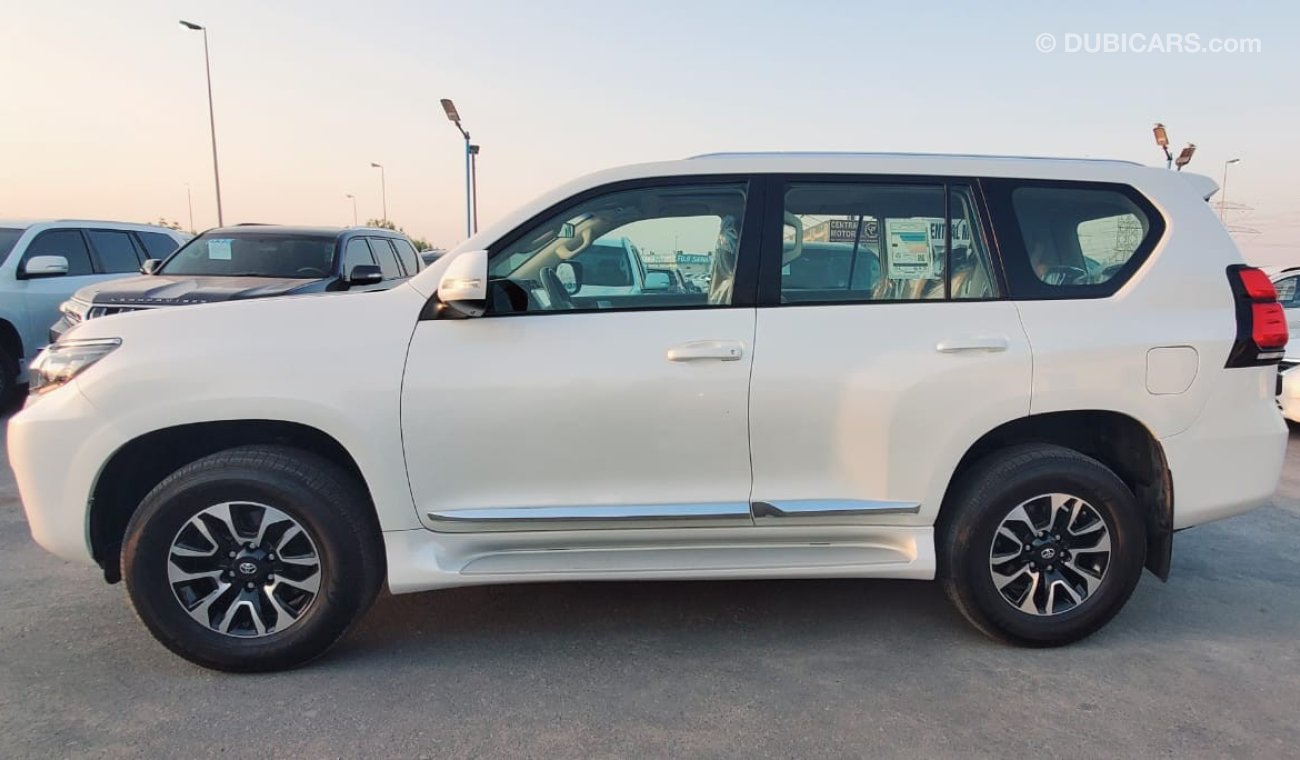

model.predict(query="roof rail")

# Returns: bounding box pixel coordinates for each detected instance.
[687,151,1142,166]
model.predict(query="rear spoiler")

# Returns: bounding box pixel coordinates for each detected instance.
[1180,173,1220,201]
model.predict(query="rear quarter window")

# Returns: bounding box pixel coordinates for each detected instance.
[984,179,1165,299]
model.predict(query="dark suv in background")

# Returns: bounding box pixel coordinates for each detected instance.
[52,225,422,338]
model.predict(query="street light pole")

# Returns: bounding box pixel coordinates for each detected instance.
[440,99,475,238]
[345,193,358,225]
[1220,158,1241,222]
[370,163,387,222]
[185,184,194,232]
[180,21,223,226]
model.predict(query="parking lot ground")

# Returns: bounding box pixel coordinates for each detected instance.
[2,416,1299,759]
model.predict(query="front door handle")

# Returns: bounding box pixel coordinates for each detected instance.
[667,340,744,362]
[936,336,1009,353]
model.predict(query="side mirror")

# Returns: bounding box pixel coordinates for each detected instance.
[643,270,672,291]
[436,250,488,318]
[21,255,70,279]
[556,260,582,294]
[346,264,383,286]
[140,258,163,275]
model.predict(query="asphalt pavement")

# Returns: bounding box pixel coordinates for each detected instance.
[1,415,1298,758]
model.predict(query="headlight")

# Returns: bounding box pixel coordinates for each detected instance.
[28,338,121,395]
[59,298,91,325]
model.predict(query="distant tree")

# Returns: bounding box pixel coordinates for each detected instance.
[365,218,435,251]
[154,217,185,231]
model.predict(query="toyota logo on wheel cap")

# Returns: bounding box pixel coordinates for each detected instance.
[237,561,259,576]
[1040,547,1057,560]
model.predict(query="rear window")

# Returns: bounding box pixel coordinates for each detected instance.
[1012,186,1153,288]
[87,230,143,273]
[391,238,420,275]
[137,231,181,260]
[161,232,336,278]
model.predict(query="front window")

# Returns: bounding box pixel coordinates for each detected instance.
[0,228,23,265]
[488,182,748,313]
[160,232,337,278]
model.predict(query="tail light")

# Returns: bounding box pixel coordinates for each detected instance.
[1226,265,1288,367]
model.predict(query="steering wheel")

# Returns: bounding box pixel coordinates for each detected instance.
[296,267,327,277]
[1038,265,1089,286]
[539,266,574,310]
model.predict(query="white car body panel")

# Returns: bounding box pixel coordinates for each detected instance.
[747,301,1032,528]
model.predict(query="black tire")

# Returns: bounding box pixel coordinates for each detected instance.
[938,443,1146,647]
[0,343,20,412]
[122,445,384,672]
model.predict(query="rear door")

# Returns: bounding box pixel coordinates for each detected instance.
[746,176,1032,525]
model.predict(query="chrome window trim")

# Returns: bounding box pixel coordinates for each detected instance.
[426,502,752,533]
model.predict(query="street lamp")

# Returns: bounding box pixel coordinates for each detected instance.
[1175,143,1197,171]
[185,183,194,232]
[440,98,476,237]
[345,193,358,226]
[1220,158,1241,222]
[1153,123,1173,169]
[179,20,223,226]
[469,143,480,234]
[370,163,387,222]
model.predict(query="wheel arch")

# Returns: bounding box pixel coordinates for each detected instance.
[0,317,23,364]
[938,410,1173,579]
[89,419,378,583]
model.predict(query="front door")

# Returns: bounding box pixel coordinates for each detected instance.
[402,178,763,531]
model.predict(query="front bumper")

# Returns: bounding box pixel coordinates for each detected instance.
[49,314,75,345]
[6,383,111,566]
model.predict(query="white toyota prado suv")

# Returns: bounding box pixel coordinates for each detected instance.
[7,153,1287,671]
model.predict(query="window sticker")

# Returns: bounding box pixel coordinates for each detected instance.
[885,219,934,279]
[207,239,233,261]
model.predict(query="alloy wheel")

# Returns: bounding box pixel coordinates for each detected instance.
[167,501,322,638]
[988,493,1112,616]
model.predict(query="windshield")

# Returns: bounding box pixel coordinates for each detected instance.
[160,232,337,278]
[0,228,23,265]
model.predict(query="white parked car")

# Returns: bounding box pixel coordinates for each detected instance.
[8,153,1287,671]
[0,220,188,406]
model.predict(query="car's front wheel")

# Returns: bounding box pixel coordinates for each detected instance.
[122,445,384,671]
[0,343,20,411]
[939,443,1147,646]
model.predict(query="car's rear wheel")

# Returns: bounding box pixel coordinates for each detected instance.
[122,445,384,672]
[939,444,1146,646]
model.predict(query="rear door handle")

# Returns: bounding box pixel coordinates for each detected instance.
[667,340,744,362]
[936,336,1009,353]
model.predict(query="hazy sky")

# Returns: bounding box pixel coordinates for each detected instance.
[3,0,1296,263]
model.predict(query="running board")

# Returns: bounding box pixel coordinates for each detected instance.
[425,499,920,533]
[383,525,937,593]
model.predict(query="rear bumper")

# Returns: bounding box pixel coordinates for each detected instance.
[1163,368,1287,529]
